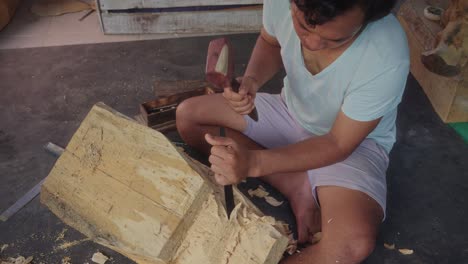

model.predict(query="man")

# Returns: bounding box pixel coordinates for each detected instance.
[176,0,409,263]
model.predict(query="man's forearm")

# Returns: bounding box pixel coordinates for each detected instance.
[243,32,283,89]
[251,134,350,177]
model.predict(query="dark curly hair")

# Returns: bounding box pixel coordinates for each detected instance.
[291,0,397,26]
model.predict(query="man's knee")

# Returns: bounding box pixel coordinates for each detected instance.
[176,98,198,132]
[345,236,375,263]
[321,234,376,263]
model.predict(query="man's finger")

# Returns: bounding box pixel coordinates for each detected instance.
[210,164,226,176]
[214,173,230,186]
[228,96,250,108]
[239,104,256,115]
[211,145,234,160]
[205,133,235,147]
[208,154,224,167]
[233,102,254,113]
[223,87,245,102]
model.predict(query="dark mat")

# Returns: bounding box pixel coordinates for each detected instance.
[0,34,467,264]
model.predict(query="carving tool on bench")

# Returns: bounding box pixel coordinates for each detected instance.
[205,37,259,122]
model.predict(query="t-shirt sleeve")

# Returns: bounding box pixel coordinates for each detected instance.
[262,0,276,37]
[341,61,409,122]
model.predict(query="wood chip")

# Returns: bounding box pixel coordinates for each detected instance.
[384,243,395,250]
[247,186,269,198]
[0,244,8,253]
[265,196,284,206]
[61,256,71,264]
[92,252,109,264]
[55,228,68,241]
[398,248,414,255]
[1,256,33,264]
[310,232,322,244]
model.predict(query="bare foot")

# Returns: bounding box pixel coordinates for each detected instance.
[260,171,321,244]
[287,178,321,244]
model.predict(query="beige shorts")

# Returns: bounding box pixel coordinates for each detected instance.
[243,93,389,218]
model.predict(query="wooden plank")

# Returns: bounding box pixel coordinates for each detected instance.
[100,0,263,10]
[41,103,289,264]
[101,7,262,34]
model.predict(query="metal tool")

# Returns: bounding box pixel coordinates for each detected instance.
[219,126,235,219]
[0,142,64,222]
[206,37,259,122]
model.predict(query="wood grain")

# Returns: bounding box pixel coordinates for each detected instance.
[41,102,289,264]
[100,7,263,34]
[99,0,263,10]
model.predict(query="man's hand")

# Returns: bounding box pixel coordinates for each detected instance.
[223,76,259,115]
[205,133,259,185]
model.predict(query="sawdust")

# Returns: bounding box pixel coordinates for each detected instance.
[55,228,68,242]
[398,248,414,255]
[384,243,395,250]
[91,252,109,264]
[0,256,33,264]
[54,238,91,252]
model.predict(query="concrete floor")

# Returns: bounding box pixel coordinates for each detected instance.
[0,34,467,264]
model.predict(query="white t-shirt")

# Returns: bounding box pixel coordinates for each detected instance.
[263,0,410,153]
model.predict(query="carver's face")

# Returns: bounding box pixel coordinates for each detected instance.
[291,2,365,51]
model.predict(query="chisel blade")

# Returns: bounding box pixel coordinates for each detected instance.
[219,127,235,219]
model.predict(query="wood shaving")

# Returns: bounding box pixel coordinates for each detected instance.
[1,256,33,264]
[247,186,269,198]
[54,238,91,252]
[92,252,109,264]
[55,228,68,241]
[310,232,322,244]
[265,196,284,206]
[61,256,71,264]
[0,244,8,253]
[285,243,297,255]
[285,233,298,255]
[384,243,395,250]
[398,248,414,255]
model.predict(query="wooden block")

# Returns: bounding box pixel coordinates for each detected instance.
[41,102,289,264]
[97,4,263,35]
[99,0,263,10]
[397,0,468,122]
[96,0,264,36]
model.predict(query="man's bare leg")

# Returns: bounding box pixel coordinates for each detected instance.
[176,94,320,243]
[281,186,383,264]
[261,171,321,243]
